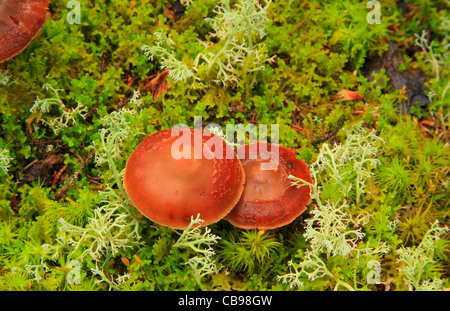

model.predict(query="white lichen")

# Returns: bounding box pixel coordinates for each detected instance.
[278,123,389,290]
[396,220,449,291]
[30,83,88,135]
[172,214,222,284]
[0,148,12,175]
[141,0,273,87]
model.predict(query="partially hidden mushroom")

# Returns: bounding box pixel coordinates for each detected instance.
[225,142,313,229]
[123,128,245,229]
[0,0,50,63]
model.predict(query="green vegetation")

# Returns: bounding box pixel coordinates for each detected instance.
[0,0,448,291]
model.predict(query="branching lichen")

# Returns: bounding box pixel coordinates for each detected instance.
[200,0,274,86]
[141,0,273,87]
[278,123,389,290]
[290,123,384,205]
[303,201,367,257]
[30,84,88,135]
[141,31,194,82]
[91,264,131,290]
[0,70,16,86]
[415,30,442,82]
[40,91,145,288]
[172,214,221,285]
[44,203,142,263]
[414,18,449,126]
[0,148,12,175]
[396,220,449,291]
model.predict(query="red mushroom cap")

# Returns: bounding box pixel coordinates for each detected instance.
[123,128,245,229]
[225,142,313,229]
[0,0,50,63]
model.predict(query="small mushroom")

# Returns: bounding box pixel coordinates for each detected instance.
[0,0,50,63]
[123,128,245,229]
[225,142,313,229]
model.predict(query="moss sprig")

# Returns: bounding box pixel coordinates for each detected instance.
[218,229,281,276]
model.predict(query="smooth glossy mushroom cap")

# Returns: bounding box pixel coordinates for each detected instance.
[225,142,313,229]
[0,0,50,63]
[123,128,245,229]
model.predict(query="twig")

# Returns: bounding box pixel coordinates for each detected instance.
[371,151,385,159]
[13,139,63,149]
[51,164,69,187]
[85,50,109,120]
[311,116,345,146]
[55,149,96,201]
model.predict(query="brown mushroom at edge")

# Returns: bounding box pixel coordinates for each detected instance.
[225,142,313,230]
[0,0,50,63]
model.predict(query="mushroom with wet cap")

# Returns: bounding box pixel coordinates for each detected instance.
[225,142,313,230]
[123,128,246,229]
[0,0,50,63]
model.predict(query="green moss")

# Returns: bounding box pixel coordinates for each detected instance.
[218,230,281,277]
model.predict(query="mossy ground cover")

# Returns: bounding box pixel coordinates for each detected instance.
[0,0,448,291]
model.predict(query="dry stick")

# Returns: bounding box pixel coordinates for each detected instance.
[13,139,63,149]
[311,116,346,147]
[85,49,109,120]
[56,48,109,200]
[52,164,69,186]
[55,149,96,201]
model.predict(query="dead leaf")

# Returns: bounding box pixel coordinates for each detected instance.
[363,41,430,114]
[335,89,363,101]
[163,2,187,20]
[420,119,435,127]
[142,70,169,100]
[163,5,178,20]
[22,154,65,185]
